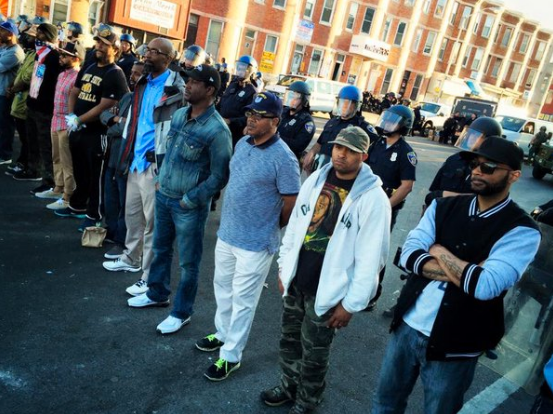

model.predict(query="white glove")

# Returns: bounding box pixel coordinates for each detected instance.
[65,114,85,132]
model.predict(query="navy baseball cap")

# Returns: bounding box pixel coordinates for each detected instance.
[460,136,523,171]
[245,92,283,118]
[0,21,19,36]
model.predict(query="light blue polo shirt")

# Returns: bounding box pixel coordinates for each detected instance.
[218,134,300,254]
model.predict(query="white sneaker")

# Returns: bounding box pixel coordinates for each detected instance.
[46,198,69,211]
[127,293,169,308]
[35,188,63,199]
[126,279,148,296]
[103,258,141,272]
[156,315,191,335]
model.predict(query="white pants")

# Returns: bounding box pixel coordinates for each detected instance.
[214,238,274,363]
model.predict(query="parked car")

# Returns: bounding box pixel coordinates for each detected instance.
[418,101,452,137]
[496,115,553,157]
[532,143,553,179]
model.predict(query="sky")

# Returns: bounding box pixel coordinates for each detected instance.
[501,0,553,31]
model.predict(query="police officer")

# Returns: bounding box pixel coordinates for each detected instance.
[303,85,378,172]
[179,45,206,71]
[117,33,138,83]
[278,81,315,160]
[217,55,258,147]
[365,104,416,311]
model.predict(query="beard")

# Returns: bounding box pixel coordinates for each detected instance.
[471,173,509,196]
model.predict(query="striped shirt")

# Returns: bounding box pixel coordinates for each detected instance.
[51,67,79,132]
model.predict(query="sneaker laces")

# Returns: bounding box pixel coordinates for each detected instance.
[135,279,147,287]
[205,334,218,342]
[55,198,65,205]
[214,358,226,370]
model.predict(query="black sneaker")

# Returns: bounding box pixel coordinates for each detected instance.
[30,184,52,195]
[54,207,87,219]
[261,386,293,407]
[78,217,102,233]
[5,163,24,176]
[289,403,312,414]
[13,170,42,181]
[195,334,224,352]
[204,358,240,382]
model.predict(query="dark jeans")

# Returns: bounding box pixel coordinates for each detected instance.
[26,107,54,186]
[14,117,28,167]
[69,128,107,220]
[0,95,15,160]
[146,191,209,320]
[104,166,127,245]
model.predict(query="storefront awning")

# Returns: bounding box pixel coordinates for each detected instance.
[465,80,484,96]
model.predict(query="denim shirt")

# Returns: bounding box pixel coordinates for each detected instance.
[158,104,232,208]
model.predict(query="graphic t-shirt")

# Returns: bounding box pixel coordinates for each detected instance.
[295,168,354,295]
[74,63,128,130]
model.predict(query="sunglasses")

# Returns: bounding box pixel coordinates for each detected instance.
[144,47,169,57]
[245,111,276,121]
[469,159,512,175]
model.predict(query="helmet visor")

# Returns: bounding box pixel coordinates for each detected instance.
[333,99,356,118]
[456,127,485,151]
[375,111,404,134]
[284,91,302,109]
[235,61,249,79]
[183,49,202,67]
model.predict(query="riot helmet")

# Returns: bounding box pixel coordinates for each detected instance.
[284,81,311,111]
[235,55,258,81]
[181,45,206,69]
[375,104,414,136]
[66,21,83,38]
[30,16,49,25]
[120,33,136,48]
[333,85,362,119]
[456,116,502,151]
[204,53,213,66]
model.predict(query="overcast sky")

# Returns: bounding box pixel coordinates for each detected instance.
[501,0,553,30]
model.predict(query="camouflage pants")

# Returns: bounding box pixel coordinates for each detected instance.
[279,280,336,409]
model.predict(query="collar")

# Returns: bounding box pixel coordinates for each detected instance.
[185,104,216,125]
[246,133,280,149]
[468,195,511,218]
[147,69,170,85]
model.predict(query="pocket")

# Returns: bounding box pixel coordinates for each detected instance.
[181,139,204,161]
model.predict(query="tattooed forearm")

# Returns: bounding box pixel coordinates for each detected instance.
[422,268,449,281]
[439,253,464,278]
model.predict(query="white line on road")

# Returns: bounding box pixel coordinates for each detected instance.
[460,377,519,413]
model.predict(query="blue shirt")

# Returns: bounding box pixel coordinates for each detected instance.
[218,134,301,254]
[130,70,170,173]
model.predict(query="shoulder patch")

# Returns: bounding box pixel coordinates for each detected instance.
[407,151,417,166]
[305,122,315,134]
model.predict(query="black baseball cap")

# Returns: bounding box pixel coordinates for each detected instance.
[184,64,221,91]
[460,136,523,170]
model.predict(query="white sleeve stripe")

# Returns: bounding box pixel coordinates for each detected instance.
[414,253,432,275]
[463,264,477,293]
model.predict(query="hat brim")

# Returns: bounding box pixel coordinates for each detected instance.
[459,149,509,168]
[93,35,113,46]
[328,139,365,153]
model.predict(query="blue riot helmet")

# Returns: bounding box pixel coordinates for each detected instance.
[334,85,362,119]
[235,55,258,81]
[16,15,28,24]
[284,81,311,110]
[375,104,415,136]
[31,16,48,25]
[181,44,206,69]
[456,116,503,151]
[120,33,136,48]
[67,21,83,38]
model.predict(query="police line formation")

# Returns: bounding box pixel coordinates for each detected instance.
[1,14,553,414]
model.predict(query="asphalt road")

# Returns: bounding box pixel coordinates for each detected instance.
[2,118,553,414]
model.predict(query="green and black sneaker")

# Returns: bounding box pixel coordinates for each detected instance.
[195,334,224,352]
[204,358,241,382]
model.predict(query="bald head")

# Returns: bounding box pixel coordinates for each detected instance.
[144,37,175,76]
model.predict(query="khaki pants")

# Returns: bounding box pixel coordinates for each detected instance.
[51,129,75,199]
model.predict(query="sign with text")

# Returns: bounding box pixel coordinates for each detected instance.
[349,35,390,62]
[295,20,314,44]
[129,0,177,29]
[260,51,276,72]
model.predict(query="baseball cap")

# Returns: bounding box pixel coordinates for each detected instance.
[328,125,370,154]
[460,136,523,171]
[93,23,119,46]
[184,64,221,91]
[244,91,283,118]
[0,21,19,36]
[59,41,86,60]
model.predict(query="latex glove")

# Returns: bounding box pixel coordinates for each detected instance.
[65,114,84,132]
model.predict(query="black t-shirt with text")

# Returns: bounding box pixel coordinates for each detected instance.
[295,169,355,295]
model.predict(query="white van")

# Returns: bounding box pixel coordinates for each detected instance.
[418,101,453,136]
[265,74,349,115]
[496,115,553,157]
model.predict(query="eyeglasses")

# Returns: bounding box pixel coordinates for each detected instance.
[144,47,169,57]
[245,111,276,121]
[469,159,512,175]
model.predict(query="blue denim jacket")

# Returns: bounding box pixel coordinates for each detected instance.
[158,104,232,208]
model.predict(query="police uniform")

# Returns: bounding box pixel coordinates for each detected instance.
[429,153,472,193]
[217,79,257,146]
[116,52,138,84]
[278,108,316,159]
[318,115,378,157]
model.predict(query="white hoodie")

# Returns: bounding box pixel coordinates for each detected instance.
[278,162,392,316]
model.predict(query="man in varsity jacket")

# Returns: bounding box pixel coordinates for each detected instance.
[372,137,541,414]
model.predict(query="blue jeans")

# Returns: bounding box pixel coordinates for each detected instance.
[372,322,478,414]
[104,167,127,245]
[146,191,209,320]
[0,95,15,160]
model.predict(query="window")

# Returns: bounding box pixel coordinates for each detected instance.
[491,57,502,78]
[422,0,431,14]
[381,68,394,94]
[462,46,472,68]
[412,28,423,52]
[423,31,437,55]
[473,13,481,34]
[410,74,424,100]
[394,22,407,46]
[449,41,461,65]
[519,34,530,53]
[308,49,323,76]
[346,3,358,31]
[51,0,69,24]
[501,27,512,47]
[405,0,415,6]
[361,8,376,34]
[481,15,494,38]
[526,68,537,87]
[434,0,447,18]
[438,38,448,61]
[320,0,335,23]
[460,6,472,30]
[381,18,392,42]
[471,47,484,70]
[304,0,316,19]
[264,35,278,53]
[493,24,502,42]
[273,0,286,8]
[206,20,223,60]
[508,62,520,82]
[535,41,546,60]
[449,2,459,26]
